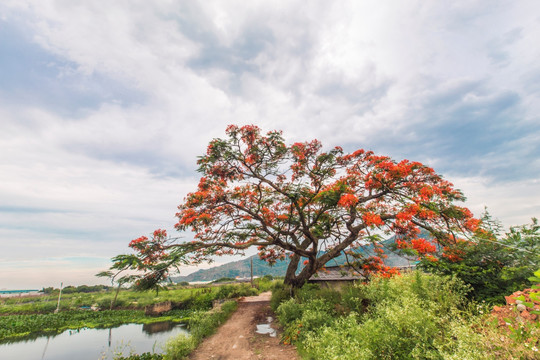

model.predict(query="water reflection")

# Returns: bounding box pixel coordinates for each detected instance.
[0,322,188,360]
[142,321,177,334]
[255,316,277,337]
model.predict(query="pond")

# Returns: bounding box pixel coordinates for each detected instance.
[0,321,189,360]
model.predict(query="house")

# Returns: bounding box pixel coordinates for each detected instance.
[307,265,364,289]
[308,264,417,289]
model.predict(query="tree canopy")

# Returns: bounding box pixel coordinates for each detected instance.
[114,125,480,288]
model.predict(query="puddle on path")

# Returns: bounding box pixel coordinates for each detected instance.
[255,316,277,337]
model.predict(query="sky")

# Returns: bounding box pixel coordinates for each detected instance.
[0,1,539,289]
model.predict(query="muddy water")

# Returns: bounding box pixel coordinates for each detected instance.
[255,316,276,337]
[0,321,188,360]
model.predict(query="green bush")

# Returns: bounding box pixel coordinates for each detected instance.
[115,353,164,360]
[276,298,304,324]
[255,277,279,292]
[341,285,369,315]
[280,272,495,359]
[270,284,292,312]
[296,284,342,305]
[163,334,197,360]
[190,293,214,310]
[419,216,540,304]
[214,284,258,300]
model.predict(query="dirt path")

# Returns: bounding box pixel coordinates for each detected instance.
[189,292,300,360]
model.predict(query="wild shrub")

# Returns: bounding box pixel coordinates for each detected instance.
[419,216,540,304]
[282,272,494,359]
[295,284,342,305]
[115,353,164,360]
[270,284,291,311]
[341,285,369,315]
[276,298,304,324]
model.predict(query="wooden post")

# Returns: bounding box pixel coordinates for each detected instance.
[250,257,254,287]
[54,282,63,313]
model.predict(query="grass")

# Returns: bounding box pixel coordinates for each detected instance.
[0,280,275,315]
[0,286,210,314]
[0,281,269,344]
[0,309,192,343]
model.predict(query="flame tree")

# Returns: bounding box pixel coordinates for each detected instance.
[117,125,480,289]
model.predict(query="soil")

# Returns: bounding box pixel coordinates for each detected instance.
[189,292,300,360]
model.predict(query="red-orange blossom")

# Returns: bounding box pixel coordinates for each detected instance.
[132,125,480,288]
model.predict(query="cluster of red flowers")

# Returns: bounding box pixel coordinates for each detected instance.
[153,229,167,238]
[362,256,400,278]
[373,244,388,259]
[362,212,384,226]
[410,238,437,254]
[338,193,358,207]
[129,236,148,248]
[128,229,169,267]
[151,124,483,284]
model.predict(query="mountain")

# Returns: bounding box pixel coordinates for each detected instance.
[171,255,290,283]
[171,236,418,283]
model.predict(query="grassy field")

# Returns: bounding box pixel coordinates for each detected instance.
[0,309,191,343]
[0,281,269,314]
[0,280,274,343]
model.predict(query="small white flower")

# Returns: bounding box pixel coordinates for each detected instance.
[532,346,538,352]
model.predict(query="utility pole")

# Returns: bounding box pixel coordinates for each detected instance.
[54,282,63,314]
[250,257,254,288]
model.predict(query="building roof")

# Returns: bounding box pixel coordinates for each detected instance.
[308,265,363,281]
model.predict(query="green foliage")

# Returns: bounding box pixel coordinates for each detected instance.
[420,216,540,304]
[62,284,111,294]
[0,310,190,342]
[115,353,164,360]
[270,283,292,312]
[276,272,496,359]
[276,298,304,324]
[163,334,197,360]
[295,283,342,305]
[214,284,258,300]
[0,283,257,315]
[0,283,255,342]
[254,278,272,292]
[341,285,370,314]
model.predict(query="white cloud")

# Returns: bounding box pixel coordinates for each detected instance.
[0,0,538,288]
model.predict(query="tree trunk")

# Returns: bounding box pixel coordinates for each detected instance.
[110,284,121,310]
[284,271,313,288]
[283,255,318,289]
[284,254,300,285]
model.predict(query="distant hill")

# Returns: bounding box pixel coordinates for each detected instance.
[171,236,418,283]
[171,256,290,283]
